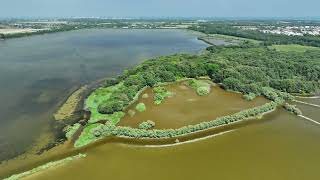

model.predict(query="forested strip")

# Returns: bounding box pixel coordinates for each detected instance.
[190,23,320,47]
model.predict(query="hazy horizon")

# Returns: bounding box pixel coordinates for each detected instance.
[0,0,319,18]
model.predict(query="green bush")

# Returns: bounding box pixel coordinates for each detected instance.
[98,100,124,114]
[153,86,173,105]
[142,93,149,99]
[187,79,211,96]
[136,103,146,112]
[196,86,210,96]
[243,93,256,101]
[65,123,81,140]
[283,103,302,115]
[111,101,278,139]
[139,120,156,130]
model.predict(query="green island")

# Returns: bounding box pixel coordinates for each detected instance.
[69,43,319,147]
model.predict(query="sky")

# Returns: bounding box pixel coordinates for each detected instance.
[0,0,319,18]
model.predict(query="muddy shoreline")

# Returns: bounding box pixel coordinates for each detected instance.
[36,78,114,155]
[0,77,109,166]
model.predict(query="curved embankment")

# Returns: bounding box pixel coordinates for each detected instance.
[76,79,288,148]
[92,102,277,141]
[295,96,320,99]
[3,154,86,180]
[293,100,320,108]
[129,130,237,148]
[299,115,320,125]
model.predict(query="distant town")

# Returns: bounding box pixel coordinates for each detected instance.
[1,18,320,39]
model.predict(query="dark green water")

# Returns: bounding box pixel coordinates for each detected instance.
[0,29,208,161]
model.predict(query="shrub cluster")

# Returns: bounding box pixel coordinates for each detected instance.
[92,101,277,139]
[187,79,211,96]
[65,123,81,140]
[139,120,156,130]
[283,103,302,115]
[153,86,173,105]
[243,93,256,101]
[136,103,146,112]
[197,86,210,96]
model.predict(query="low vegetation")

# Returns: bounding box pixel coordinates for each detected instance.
[92,100,278,139]
[271,44,320,53]
[4,154,86,180]
[153,86,173,104]
[65,123,81,140]
[139,120,156,130]
[85,83,126,124]
[243,93,257,101]
[128,109,136,117]
[75,123,104,147]
[283,103,302,115]
[142,93,149,99]
[186,79,211,96]
[136,103,146,112]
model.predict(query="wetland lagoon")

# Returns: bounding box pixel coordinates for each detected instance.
[1,29,320,180]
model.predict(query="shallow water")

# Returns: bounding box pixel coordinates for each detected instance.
[23,103,320,180]
[0,29,208,161]
[120,83,269,129]
[1,93,319,179]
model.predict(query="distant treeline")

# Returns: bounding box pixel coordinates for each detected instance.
[0,26,76,39]
[0,24,103,39]
[189,23,320,47]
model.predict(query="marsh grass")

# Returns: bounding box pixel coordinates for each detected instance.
[65,123,81,140]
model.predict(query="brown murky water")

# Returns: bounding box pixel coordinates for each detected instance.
[24,107,320,180]
[120,83,269,129]
[1,88,319,180]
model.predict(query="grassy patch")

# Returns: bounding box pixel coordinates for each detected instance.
[128,109,136,117]
[139,120,156,130]
[201,34,260,46]
[153,86,173,105]
[136,103,146,112]
[187,79,211,96]
[65,123,81,140]
[243,93,257,101]
[85,83,124,124]
[271,44,320,53]
[213,34,260,43]
[74,123,104,147]
[142,93,149,99]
